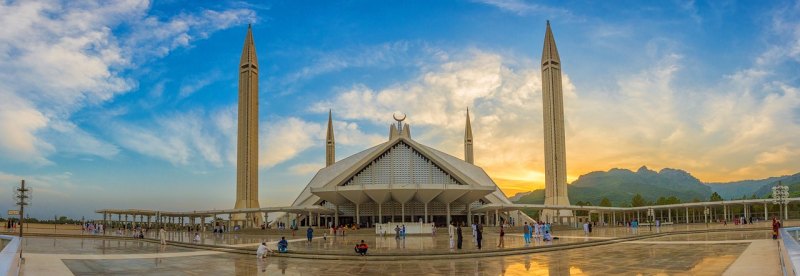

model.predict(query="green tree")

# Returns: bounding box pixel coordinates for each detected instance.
[666,196,681,204]
[710,192,723,202]
[656,196,667,205]
[599,197,612,207]
[631,194,647,207]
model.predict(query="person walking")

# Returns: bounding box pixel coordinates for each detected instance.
[159,227,166,245]
[456,223,463,250]
[476,223,483,250]
[448,222,456,249]
[395,225,401,239]
[773,216,782,240]
[522,222,531,244]
[306,226,314,243]
[497,225,505,248]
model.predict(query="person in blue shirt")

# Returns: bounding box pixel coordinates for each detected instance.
[306,226,313,243]
[278,237,288,253]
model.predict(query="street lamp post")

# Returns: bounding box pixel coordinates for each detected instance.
[13,179,32,260]
[647,208,654,231]
[704,207,710,229]
[772,181,790,224]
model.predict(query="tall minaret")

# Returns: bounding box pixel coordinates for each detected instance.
[464,108,474,164]
[541,21,571,222]
[325,110,335,167]
[234,25,261,226]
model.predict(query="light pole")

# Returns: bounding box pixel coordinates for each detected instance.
[13,179,32,259]
[647,208,654,231]
[704,207,710,229]
[772,181,789,224]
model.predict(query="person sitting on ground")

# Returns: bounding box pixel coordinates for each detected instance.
[278,237,289,253]
[355,240,368,256]
[543,230,553,241]
[193,232,200,243]
[257,242,268,259]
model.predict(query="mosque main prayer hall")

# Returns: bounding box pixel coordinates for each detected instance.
[96,22,581,230]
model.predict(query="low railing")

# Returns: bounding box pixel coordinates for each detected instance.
[0,235,21,276]
[779,227,800,276]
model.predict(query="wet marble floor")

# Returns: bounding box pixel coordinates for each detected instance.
[21,237,195,255]
[55,241,748,275]
[118,222,780,255]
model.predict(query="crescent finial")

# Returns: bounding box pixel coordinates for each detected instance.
[392,112,407,122]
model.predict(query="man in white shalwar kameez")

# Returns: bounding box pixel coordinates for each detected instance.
[159,227,167,245]
[448,222,456,249]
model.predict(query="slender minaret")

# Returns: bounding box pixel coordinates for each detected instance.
[464,108,474,164]
[540,21,571,222]
[325,110,335,167]
[234,25,261,226]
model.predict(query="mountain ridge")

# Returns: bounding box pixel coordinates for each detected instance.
[512,166,800,206]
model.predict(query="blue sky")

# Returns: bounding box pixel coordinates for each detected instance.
[1,0,799,219]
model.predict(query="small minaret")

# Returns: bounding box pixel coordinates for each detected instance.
[325,110,335,167]
[464,108,474,164]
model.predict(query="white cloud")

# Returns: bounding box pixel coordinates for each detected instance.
[261,117,323,168]
[0,0,255,165]
[273,41,446,95]
[312,45,800,190]
[289,163,324,175]
[474,0,576,20]
[311,50,548,182]
[112,108,232,166]
[179,70,222,98]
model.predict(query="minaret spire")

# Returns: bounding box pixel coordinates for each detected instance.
[234,25,262,227]
[540,21,571,223]
[240,25,258,67]
[541,20,560,65]
[464,107,474,164]
[326,110,335,167]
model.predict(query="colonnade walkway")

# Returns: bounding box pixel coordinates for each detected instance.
[16,221,787,275]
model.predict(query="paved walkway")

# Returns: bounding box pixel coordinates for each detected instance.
[19,227,783,275]
[723,239,781,276]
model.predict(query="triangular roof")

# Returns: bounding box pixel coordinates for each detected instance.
[291,134,512,207]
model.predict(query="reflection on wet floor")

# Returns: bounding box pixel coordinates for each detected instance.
[22,237,194,255]
[59,241,747,275]
[88,222,778,255]
[643,230,772,241]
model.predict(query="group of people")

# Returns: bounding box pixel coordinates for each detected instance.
[443,222,490,250]
[330,224,355,237]
[82,222,104,234]
[256,237,290,258]
[522,221,555,243]
[394,225,407,239]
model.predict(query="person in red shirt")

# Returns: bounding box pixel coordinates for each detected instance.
[355,240,368,256]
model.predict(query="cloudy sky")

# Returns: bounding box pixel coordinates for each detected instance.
[1,0,799,219]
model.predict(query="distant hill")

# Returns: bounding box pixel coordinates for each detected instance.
[515,166,712,206]
[752,173,800,197]
[512,166,799,207]
[707,172,800,199]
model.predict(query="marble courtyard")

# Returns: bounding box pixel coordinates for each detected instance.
[7,222,783,275]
